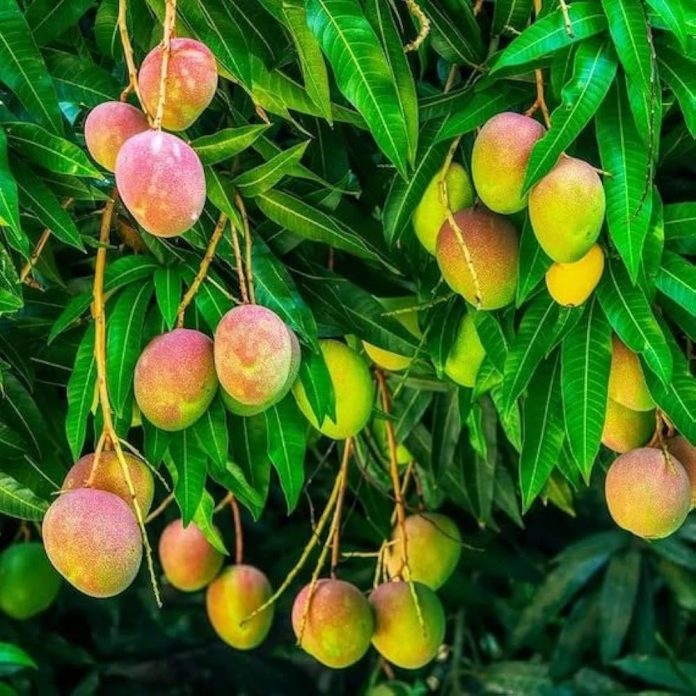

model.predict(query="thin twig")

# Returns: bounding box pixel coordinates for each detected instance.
[402,0,431,52]
[152,0,178,131]
[176,213,227,327]
[117,0,148,113]
[234,193,254,304]
[230,496,244,565]
[330,440,351,578]
[145,492,175,523]
[230,220,250,304]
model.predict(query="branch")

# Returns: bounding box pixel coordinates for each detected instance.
[152,0,178,130]
[402,0,431,52]
[234,193,255,304]
[176,213,227,328]
[230,219,250,304]
[117,0,148,113]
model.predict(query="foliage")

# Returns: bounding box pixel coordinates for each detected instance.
[0,0,694,693]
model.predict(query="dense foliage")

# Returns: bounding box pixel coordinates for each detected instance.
[0,0,695,693]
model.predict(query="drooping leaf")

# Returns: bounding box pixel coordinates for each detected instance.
[153,266,182,331]
[0,129,22,254]
[192,125,271,166]
[421,0,485,69]
[169,428,207,525]
[26,0,95,46]
[65,325,96,460]
[658,46,696,139]
[655,251,696,316]
[233,141,309,197]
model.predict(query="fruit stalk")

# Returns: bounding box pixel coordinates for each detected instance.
[176,213,228,328]
[234,193,255,304]
[230,219,250,304]
[526,0,551,127]
[152,0,178,131]
[230,495,244,565]
[117,0,147,112]
[330,441,350,577]
[91,188,161,607]
[402,0,431,52]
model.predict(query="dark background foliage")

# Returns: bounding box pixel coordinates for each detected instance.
[0,0,695,693]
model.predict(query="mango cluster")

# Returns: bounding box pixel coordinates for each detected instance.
[42,451,154,597]
[292,513,460,670]
[411,111,606,315]
[85,39,217,237]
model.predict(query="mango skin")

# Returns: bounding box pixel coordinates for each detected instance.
[0,543,61,620]
[84,102,149,172]
[412,163,474,254]
[436,207,519,310]
[139,38,218,131]
[63,451,154,515]
[363,297,421,372]
[608,336,654,412]
[386,513,461,590]
[159,519,224,592]
[115,130,206,238]
[605,447,691,539]
[529,156,606,262]
[293,339,374,440]
[42,488,142,598]
[373,415,412,466]
[602,398,655,454]
[370,581,445,670]
[134,328,218,431]
[206,565,274,650]
[292,579,374,669]
[472,112,545,214]
[666,436,696,507]
[214,305,300,412]
[444,311,485,388]
[545,244,605,307]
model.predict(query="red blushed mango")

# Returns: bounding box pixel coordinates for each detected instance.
[666,436,696,507]
[292,579,374,669]
[84,101,149,172]
[139,38,218,131]
[214,305,300,412]
[42,489,142,598]
[605,447,691,539]
[471,112,545,214]
[159,519,224,592]
[115,130,205,237]
[206,565,274,650]
[62,451,154,515]
[370,581,445,670]
[436,207,519,310]
[134,328,218,431]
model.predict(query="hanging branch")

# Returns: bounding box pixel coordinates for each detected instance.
[152,0,178,130]
[117,0,147,111]
[90,188,161,607]
[525,0,551,128]
[402,0,431,52]
[230,219,250,304]
[176,213,228,328]
[234,193,255,304]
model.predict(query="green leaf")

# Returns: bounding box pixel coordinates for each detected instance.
[192,396,229,471]
[0,643,37,671]
[233,141,309,197]
[365,0,418,164]
[177,0,252,87]
[431,390,461,480]
[169,428,207,525]
[491,2,608,73]
[0,0,63,134]
[297,347,336,425]
[106,281,152,419]
[502,296,576,411]
[422,0,484,68]
[192,490,228,555]
[192,125,271,166]
[153,266,181,331]
[306,0,412,177]
[143,418,171,468]
[383,117,451,246]
[597,257,672,384]
[524,38,618,190]
[474,311,511,375]
[256,189,388,265]
[656,251,696,316]
[283,1,333,123]
[492,0,533,36]
[561,300,612,481]
[596,80,653,280]
[45,50,121,107]
[0,129,22,253]
[193,275,233,332]
[600,550,641,663]
[516,216,552,305]
[426,296,465,375]
[613,656,696,692]
[520,355,565,511]
[0,473,49,520]
[6,123,102,179]
[265,396,306,513]
[229,413,271,512]
[435,83,529,142]
[645,0,687,50]
[0,243,22,314]
[26,0,94,46]
[252,236,319,349]
[664,201,696,254]
[13,160,84,250]
[65,325,96,460]
[658,47,696,139]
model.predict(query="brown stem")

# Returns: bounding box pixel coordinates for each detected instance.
[525,0,551,128]
[230,496,244,565]
[330,440,351,578]
[91,187,161,607]
[176,213,227,328]
[152,0,178,130]
[403,0,431,52]
[234,193,255,304]
[558,0,574,38]
[145,492,175,523]
[117,0,148,114]
[230,220,250,304]
[473,0,485,16]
